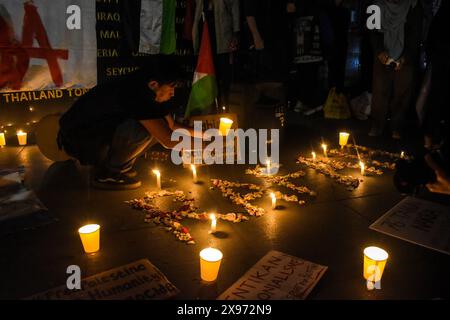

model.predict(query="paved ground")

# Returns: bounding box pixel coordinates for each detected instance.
[1,85,449,300]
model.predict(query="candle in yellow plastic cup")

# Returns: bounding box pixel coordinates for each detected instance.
[199,248,223,282]
[17,130,27,146]
[339,132,350,148]
[0,133,5,147]
[78,224,101,254]
[363,246,388,283]
[219,118,233,136]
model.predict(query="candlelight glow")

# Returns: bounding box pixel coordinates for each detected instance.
[400,151,405,159]
[311,151,316,160]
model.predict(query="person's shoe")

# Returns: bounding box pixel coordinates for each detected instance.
[392,131,402,140]
[368,126,383,137]
[294,101,307,113]
[91,173,141,190]
[123,169,138,178]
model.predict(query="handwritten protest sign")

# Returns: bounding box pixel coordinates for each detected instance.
[370,197,450,255]
[28,259,179,300]
[218,251,327,300]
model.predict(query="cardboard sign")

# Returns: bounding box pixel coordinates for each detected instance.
[184,113,240,166]
[370,197,450,255]
[28,259,179,300]
[218,251,327,300]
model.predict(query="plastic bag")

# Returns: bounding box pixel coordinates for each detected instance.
[323,88,351,119]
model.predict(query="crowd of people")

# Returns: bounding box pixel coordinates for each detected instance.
[57,0,449,193]
[195,0,448,147]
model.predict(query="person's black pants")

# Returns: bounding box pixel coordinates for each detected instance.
[61,119,154,175]
[371,59,416,132]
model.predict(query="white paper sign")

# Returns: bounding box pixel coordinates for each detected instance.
[370,197,450,255]
[27,259,179,300]
[218,250,327,300]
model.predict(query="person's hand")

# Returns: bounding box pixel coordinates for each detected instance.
[253,34,264,50]
[229,34,239,52]
[395,56,406,71]
[425,154,450,195]
[287,2,296,13]
[377,51,389,65]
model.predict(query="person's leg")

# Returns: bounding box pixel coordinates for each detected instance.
[370,59,392,135]
[91,119,155,190]
[103,119,154,175]
[390,65,415,136]
[216,53,232,108]
[423,58,449,145]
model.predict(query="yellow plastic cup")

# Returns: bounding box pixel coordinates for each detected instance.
[363,246,388,282]
[17,131,27,146]
[339,132,350,148]
[78,224,101,254]
[219,118,233,136]
[200,248,223,282]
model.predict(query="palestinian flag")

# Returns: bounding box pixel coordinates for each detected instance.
[185,21,217,117]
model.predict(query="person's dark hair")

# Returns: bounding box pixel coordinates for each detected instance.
[136,55,186,85]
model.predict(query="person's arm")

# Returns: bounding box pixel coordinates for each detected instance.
[164,114,204,139]
[140,119,180,149]
[425,154,450,195]
[246,16,264,50]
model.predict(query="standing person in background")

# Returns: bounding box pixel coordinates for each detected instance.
[369,0,423,139]
[423,0,449,149]
[326,0,350,95]
[243,0,295,106]
[192,0,240,112]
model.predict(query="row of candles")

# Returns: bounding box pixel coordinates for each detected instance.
[0,117,235,149]
[77,223,389,285]
[0,131,28,147]
[314,132,405,176]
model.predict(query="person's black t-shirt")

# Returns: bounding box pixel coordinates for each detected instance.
[60,70,176,142]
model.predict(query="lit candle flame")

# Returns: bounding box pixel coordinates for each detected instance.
[266,159,271,175]
[360,161,365,176]
[191,164,197,183]
[311,151,316,160]
[152,169,161,189]
[209,214,217,233]
[321,144,327,157]
[400,151,405,159]
[270,192,276,209]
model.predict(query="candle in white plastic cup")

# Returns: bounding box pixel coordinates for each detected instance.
[0,133,5,147]
[78,224,101,254]
[199,248,223,282]
[363,246,389,284]
[17,130,27,146]
[219,118,233,136]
